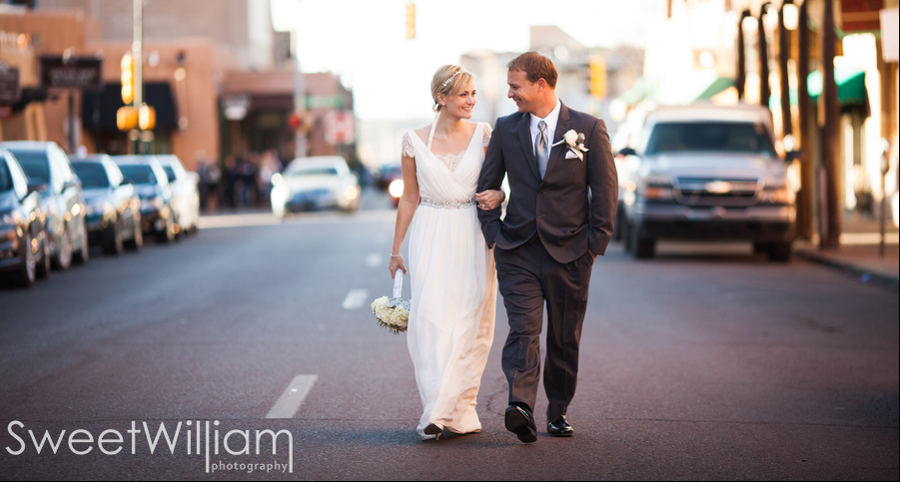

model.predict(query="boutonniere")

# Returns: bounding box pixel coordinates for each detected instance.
[552,130,588,161]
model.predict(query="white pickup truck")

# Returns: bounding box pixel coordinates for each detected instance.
[616,104,797,261]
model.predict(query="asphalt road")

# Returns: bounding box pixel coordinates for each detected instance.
[1,194,897,480]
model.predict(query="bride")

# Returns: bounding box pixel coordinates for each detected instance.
[389,65,505,441]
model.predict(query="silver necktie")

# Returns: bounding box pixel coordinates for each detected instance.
[535,120,549,179]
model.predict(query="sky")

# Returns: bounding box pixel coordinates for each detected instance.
[271,0,659,120]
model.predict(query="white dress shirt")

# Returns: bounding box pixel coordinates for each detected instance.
[529,99,562,151]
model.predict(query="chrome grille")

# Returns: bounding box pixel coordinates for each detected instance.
[674,177,761,207]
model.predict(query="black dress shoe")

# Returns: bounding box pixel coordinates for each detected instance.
[505,405,537,443]
[547,415,574,437]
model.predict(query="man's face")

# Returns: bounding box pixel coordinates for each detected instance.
[507,69,540,114]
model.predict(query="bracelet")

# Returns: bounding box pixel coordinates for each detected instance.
[390,254,403,258]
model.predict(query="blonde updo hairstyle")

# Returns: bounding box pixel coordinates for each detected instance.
[431,65,473,113]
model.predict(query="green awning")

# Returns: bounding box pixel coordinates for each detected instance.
[695,77,734,101]
[785,68,867,108]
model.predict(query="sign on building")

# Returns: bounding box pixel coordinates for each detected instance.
[40,56,103,91]
[881,8,899,62]
[0,62,20,104]
[324,110,354,145]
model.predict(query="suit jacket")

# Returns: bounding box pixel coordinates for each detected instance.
[477,102,618,264]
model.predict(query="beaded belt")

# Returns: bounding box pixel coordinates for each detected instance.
[420,198,477,209]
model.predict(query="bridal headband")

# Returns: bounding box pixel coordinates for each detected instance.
[441,68,466,91]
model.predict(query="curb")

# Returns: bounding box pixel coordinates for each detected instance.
[795,249,900,293]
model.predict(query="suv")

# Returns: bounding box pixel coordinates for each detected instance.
[617,104,796,261]
[3,141,89,269]
[156,155,200,236]
[0,148,51,287]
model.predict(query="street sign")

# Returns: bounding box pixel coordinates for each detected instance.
[0,62,20,104]
[306,95,343,109]
[40,56,103,91]
[840,0,883,33]
[324,110,354,145]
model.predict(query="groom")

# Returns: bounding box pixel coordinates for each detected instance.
[477,52,617,443]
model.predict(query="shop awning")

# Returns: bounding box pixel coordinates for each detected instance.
[786,68,868,108]
[82,82,178,133]
[695,77,734,101]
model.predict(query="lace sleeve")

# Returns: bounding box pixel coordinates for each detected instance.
[482,123,493,148]
[401,132,415,158]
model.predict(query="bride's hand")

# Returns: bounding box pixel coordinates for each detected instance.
[389,255,407,278]
[475,189,505,210]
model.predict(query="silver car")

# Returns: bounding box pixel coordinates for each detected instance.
[156,155,200,236]
[617,104,797,261]
[270,156,360,218]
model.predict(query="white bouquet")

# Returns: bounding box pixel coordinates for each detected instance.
[372,272,410,334]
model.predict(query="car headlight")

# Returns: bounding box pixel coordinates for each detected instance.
[643,186,675,200]
[388,179,404,199]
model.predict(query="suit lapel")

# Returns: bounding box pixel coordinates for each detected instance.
[544,102,570,182]
[516,114,541,181]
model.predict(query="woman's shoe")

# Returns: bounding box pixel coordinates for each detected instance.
[424,423,443,440]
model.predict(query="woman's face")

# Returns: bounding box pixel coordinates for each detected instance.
[440,79,476,119]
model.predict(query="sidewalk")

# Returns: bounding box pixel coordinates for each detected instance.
[795,215,899,291]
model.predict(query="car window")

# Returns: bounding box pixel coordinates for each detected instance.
[162,166,177,182]
[72,162,111,188]
[645,122,777,157]
[0,159,12,193]
[119,164,157,185]
[290,167,340,177]
[8,150,50,185]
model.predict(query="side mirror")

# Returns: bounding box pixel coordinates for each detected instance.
[617,147,637,158]
[26,179,48,196]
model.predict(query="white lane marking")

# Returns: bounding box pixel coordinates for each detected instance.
[342,289,369,310]
[366,253,383,267]
[266,375,318,419]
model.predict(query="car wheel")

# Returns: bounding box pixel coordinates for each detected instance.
[51,227,73,271]
[768,242,792,262]
[13,232,37,288]
[103,221,124,256]
[630,222,655,259]
[124,220,143,252]
[36,230,51,280]
[157,216,175,244]
[72,219,89,265]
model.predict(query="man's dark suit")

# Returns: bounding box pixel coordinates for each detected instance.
[477,102,617,423]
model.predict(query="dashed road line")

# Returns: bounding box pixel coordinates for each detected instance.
[266,375,318,419]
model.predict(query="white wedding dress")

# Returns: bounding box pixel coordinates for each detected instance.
[401,122,497,440]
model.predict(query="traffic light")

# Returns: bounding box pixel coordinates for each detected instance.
[121,52,134,105]
[589,55,607,99]
[138,103,156,131]
[405,3,415,39]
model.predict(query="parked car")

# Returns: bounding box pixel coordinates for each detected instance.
[111,156,177,243]
[155,154,200,236]
[3,141,89,269]
[616,104,797,261]
[0,148,51,288]
[71,155,143,255]
[270,156,360,218]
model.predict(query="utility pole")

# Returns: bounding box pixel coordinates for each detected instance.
[778,0,793,137]
[820,0,841,249]
[797,0,814,240]
[132,0,143,154]
[758,4,771,110]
